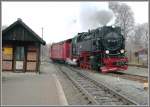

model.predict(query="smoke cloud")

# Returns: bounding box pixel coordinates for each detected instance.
[79,3,114,31]
[95,10,113,26]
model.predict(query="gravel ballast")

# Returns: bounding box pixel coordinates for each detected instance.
[73,67,148,105]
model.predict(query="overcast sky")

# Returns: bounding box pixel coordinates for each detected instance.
[2,1,148,44]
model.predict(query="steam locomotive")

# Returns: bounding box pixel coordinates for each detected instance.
[50,26,128,73]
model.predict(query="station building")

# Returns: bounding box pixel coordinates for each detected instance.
[134,48,148,66]
[2,18,46,73]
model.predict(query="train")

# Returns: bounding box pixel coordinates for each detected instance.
[50,26,128,73]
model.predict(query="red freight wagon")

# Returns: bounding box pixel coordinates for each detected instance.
[50,39,72,62]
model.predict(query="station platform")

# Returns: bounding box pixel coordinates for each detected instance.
[2,62,68,105]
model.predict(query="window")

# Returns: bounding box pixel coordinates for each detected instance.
[15,46,25,60]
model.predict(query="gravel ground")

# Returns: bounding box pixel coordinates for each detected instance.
[73,67,148,105]
[117,66,148,77]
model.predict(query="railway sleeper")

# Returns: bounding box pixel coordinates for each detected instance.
[86,89,104,93]
[89,91,105,94]
[78,83,93,86]
[78,79,92,82]
[76,77,86,80]
[97,100,121,105]
[92,93,113,97]
[117,98,133,105]
[78,81,93,85]
[82,85,97,88]
[95,100,122,105]
[76,80,87,82]
[101,101,124,105]
[95,96,111,100]
[92,94,111,97]
[96,97,119,102]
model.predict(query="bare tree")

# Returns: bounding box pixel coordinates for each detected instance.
[133,24,143,50]
[42,44,51,60]
[133,23,149,50]
[142,23,149,49]
[109,2,135,39]
[2,25,8,30]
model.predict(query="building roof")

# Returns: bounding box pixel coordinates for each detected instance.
[2,18,46,45]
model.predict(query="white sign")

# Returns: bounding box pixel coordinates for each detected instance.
[16,61,23,69]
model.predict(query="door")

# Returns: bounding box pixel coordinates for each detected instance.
[15,46,25,72]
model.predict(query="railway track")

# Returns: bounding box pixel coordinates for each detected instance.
[128,64,148,68]
[56,64,138,105]
[106,72,148,83]
[74,66,148,83]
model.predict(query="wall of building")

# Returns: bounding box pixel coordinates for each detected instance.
[2,42,40,72]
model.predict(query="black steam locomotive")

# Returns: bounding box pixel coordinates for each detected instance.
[71,26,128,72]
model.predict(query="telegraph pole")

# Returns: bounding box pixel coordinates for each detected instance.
[42,27,43,39]
[41,27,43,61]
[39,27,44,74]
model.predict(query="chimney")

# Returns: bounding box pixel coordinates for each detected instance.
[17,18,22,21]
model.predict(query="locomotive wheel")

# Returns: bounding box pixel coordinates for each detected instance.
[80,63,83,68]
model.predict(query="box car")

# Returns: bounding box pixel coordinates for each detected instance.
[50,39,72,62]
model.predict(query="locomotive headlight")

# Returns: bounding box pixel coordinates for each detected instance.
[120,49,124,53]
[105,50,109,54]
[73,59,77,62]
[112,25,115,28]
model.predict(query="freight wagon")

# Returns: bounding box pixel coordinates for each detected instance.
[50,39,72,62]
